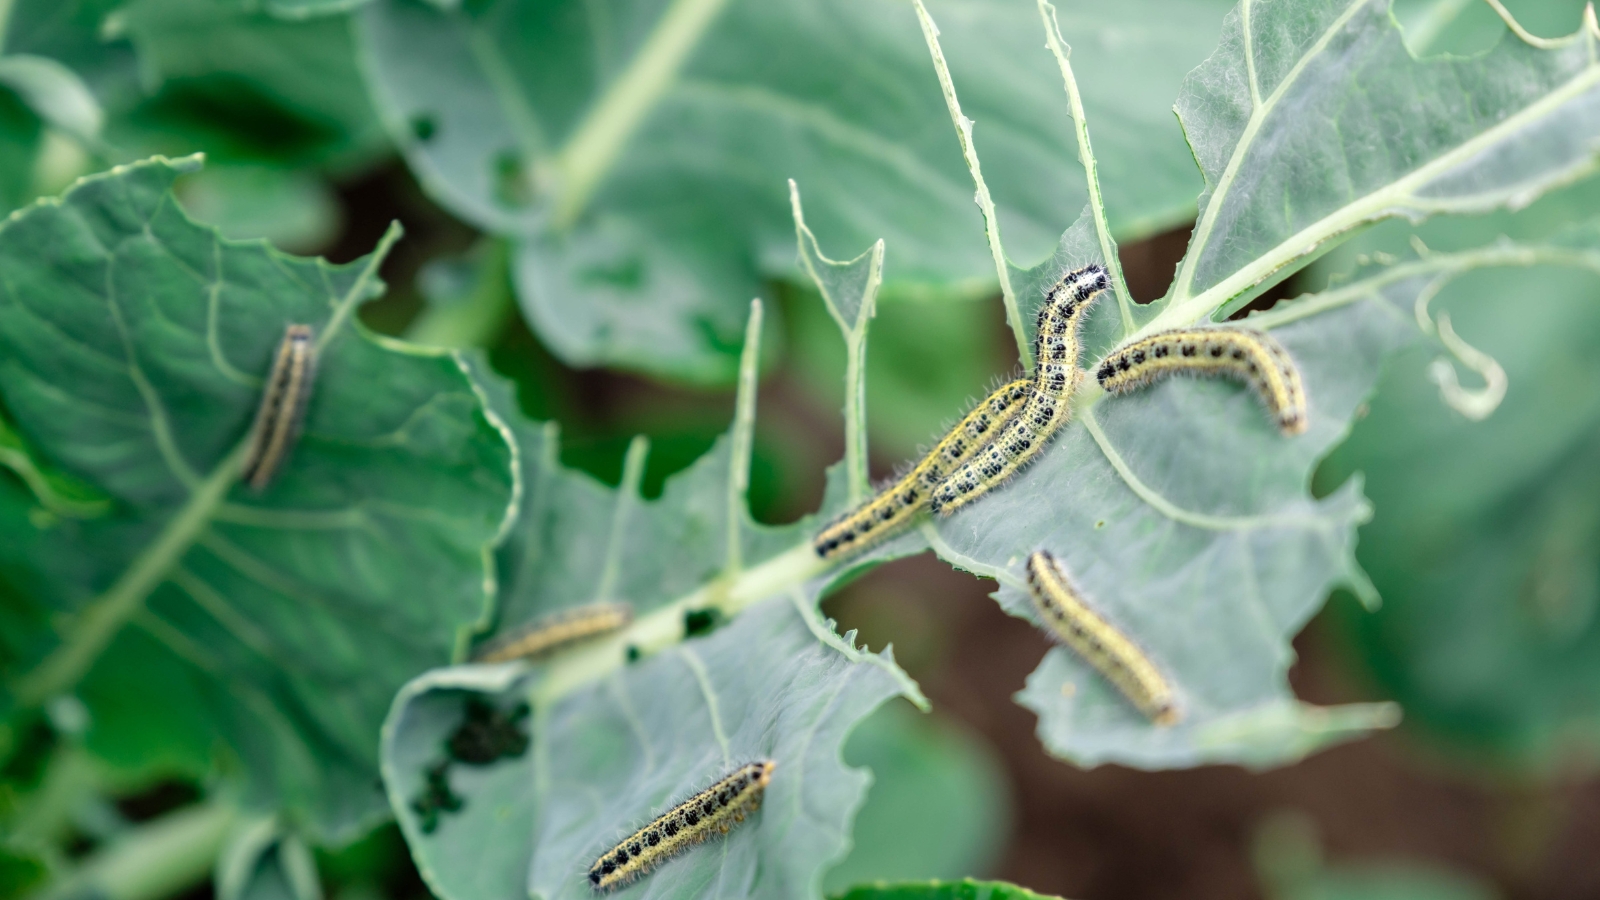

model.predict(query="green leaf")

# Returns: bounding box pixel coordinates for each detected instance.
[112,0,385,167]
[1317,176,1600,767]
[822,703,1007,894]
[174,164,342,252]
[1139,0,1600,335]
[897,0,1600,768]
[217,817,324,900]
[0,156,515,838]
[355,0,1232,382]
[382,598,915,900]
[385,302,930,899]
[829,880,1067,900]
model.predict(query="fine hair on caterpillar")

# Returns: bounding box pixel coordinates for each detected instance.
[241,323,317,490]
[587,760,775,892]
[812,377,1031,560]
[1095,326,1307,435]
[471,602,634,663]
[1025,550,1179,725]
[928,264,1109,516]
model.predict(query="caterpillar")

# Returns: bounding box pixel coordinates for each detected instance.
[812,378,1031,560]
[1095,327,1307,435]
[928,264,1108,516]
[471,602,633,663]
[1025,550,1178,725]
[241,324,318,490]
[587,760,775,893]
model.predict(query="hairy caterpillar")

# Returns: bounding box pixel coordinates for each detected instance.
[1095,327,1307,435]
[471,602,633,663]
[812,378,1031,560]
[587,760,775,892]
[1025,550,1178,725]
[241,324,317,490]
[928,264,1108,516]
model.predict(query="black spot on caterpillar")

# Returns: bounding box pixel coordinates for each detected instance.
[587,760,776,892]
[928,264,1108,516]
[812,378,1031,560]
[1025,550,1178,725]
[1095,326,1307,435]
[241,324,317,490]
[446,697,531,766]
[471,602,634,663]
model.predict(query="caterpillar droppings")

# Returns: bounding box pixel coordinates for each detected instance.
[241,324,317,490]
[1025,550,1178,725]
[812,378,1031,560]
[587,760,775,893]
[928,264,1108,516]
[1095,326,1307,434]
[471,602,633,663]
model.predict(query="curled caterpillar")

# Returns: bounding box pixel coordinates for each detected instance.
[471,602,633,663]
[1095,326,1307,435]
[928,264,1108,516]
[812,378,1031,560]
[587,760,775,892]
[1025,550,1178,725]
[242,324,317,490]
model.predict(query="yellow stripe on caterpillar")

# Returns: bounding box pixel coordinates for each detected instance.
[1095,326,1307,435]
[812,378,1030,560]
[1025,550,1178,725]
[587,760,775,893]
[471,602,633,663]
[242,324,317,490]
[929,264,1108,516]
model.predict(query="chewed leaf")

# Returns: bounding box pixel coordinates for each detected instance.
[929,261,1424,767]
[1153,0,1600,327]
[0,157,515,838]
[382,596,915,900]
[356,0,1234,382]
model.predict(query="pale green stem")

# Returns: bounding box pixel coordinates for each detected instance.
[1246,244,1600,330]
[593,436,649,604]
[552,0,732,227]
[534,541,827,704]
[1036,0,1135,334]
[14,442,248,706]
[34,799,238,900]
[841,303,874,505]
[403,240,514,349]
[725,300,762,574]
[788,179,881,503]
[912,0,1031,369]
[319,222,403,352]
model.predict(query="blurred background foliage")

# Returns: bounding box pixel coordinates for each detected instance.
[2,0,1600,899]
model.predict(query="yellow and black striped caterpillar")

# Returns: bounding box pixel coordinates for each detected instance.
[1025,550,1178,725]
[1095,326,1307,435]
[470,602,633,663]
[928,264,1108,516]
[242,324,317,490]
[587,760,775,892]
[812,378,1031,560]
